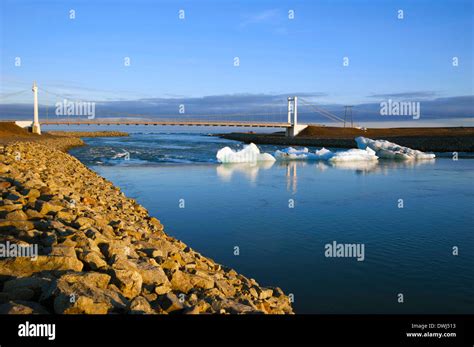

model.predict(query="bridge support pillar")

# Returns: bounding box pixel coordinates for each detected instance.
[286,96,307,137]
[286,124,308,137]
[32,81,41,135]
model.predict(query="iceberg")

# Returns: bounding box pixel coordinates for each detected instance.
[355,137,436,160]
[274,147,334,160]
[274,146,377,162]
[329,147,378,163]
[275,147,313,160]
[217,137,432,166]
[216,143,276,163]
[315,147,334,160]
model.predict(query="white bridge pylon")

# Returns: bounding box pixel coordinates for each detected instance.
[32,81,41,134]
[286,96,307,137]
[15,81,42,134]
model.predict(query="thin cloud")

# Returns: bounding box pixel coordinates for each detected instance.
[2,94,472,122]
[240,9,280,27]
[368,91,439,99]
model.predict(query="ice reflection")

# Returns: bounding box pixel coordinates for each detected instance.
[328,160,379,172]
[286,162,298,194]
[276,159,438,191]
[352,158,436,175]
[326,158,436,174]
[216,158,436,187]
[216,161,275,183]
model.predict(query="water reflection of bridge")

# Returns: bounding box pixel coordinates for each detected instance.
[286,162,298,194]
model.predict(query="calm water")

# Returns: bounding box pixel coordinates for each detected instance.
[69,131,474,314]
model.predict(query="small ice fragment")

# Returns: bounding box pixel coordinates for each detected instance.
[274,146,336,160]
[314,147,334,160]
[112,149,130,160]
[274,147,314,160]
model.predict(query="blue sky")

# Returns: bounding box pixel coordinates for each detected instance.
[0,0,472,122]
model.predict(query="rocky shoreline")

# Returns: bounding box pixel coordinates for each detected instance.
[0,139,293,314]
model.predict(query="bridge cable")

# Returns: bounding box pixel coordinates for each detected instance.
[298,97,345,123]
[0,89,30,100]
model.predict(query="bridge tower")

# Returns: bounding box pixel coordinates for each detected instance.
[32,81,41,134]
[286,96,307,137]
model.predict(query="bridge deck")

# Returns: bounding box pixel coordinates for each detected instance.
[40,120,291,128]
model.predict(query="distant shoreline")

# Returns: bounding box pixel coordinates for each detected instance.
[46,131,129,138]
[220,126,474,152]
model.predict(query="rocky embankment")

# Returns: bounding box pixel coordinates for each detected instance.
[0,141,293,314]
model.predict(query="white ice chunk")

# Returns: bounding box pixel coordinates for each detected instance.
[274,146,376,162]
[112,149,130,160]
[275,147,314,160]
[329,147,378,163]
[216,143,276,163]
[355,137,436,160]
[314,147,334,160]
[274,146,335,160]
[285,147,309,153]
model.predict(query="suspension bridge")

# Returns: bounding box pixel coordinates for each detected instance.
[0,82,351,137]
